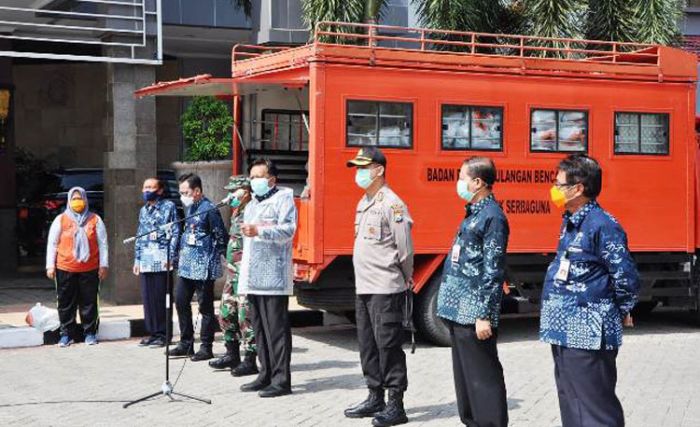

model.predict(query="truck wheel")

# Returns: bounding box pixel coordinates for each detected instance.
[415,275,450,347]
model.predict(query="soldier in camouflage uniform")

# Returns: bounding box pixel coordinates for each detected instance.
[209,175,259,377]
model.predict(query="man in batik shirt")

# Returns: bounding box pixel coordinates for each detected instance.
[209,175,258,377]
[541,154,640,427]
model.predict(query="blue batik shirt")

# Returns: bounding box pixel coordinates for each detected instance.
[178,197,229,281]
[539,200,640,350]
[134,199,180,273]
[437,194,510,327]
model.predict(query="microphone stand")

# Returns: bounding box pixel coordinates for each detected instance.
[122,199,229,408]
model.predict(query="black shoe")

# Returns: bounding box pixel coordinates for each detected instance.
[240,378,270,392]
[231,352,259,377]
[168,343,194,357]
[138,337,154,347]
[190,346,214,362]
[149,337,166,348]
[258,385,292,398]
[372,390,408,427]
[209,341,241,369]
[344,388,386,419]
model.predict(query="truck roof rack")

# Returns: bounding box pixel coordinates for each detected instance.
[229,21,696,83]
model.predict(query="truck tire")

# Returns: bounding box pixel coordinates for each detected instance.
[415,274,451,347]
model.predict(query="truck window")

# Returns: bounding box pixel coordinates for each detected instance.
[614,112,669,155]
[530,109,588,153]
[441,105,503,151]
[261,109,309,152]
[347,100,412,148]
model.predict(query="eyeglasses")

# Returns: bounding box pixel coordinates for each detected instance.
[554,181,577,189]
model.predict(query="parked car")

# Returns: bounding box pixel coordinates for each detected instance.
[17,168,182,256]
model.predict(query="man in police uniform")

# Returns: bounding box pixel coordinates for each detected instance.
[345,147,414,427]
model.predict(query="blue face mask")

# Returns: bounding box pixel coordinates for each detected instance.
[142,191,159,202]
[229,197,241,208]
[250,177,271,197]
[355,168,374,189]
[456,179,475,202]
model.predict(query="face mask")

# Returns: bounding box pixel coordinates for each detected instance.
[181,195,194,207]
[355,168,375,189]
[229,197,241,208]
[70,199,86,213]
[250,178,271,197]
[457,178,483,202]
[142,191,159,202]
[550,186,567,209]
[456,180,475,202]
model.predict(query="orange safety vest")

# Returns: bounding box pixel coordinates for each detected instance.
[56,213,100,273]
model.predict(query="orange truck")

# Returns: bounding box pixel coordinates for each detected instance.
[137,22,700,345]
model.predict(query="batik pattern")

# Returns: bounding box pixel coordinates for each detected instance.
[178,197,228,280]
[540,201,640,350]
[437,195,510,327]
[134,199,180,272]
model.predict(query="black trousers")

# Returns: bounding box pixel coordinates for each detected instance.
[355,293,407,392]
[55,269,100,337]
[551,345,624,427]
[248,294,292,389]
[140,272,168,339]
[175,277,215,347]
[448,320,508,427]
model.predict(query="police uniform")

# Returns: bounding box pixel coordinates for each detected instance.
[345,147,414,426]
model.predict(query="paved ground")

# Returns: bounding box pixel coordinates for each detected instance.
[0,311,699,427]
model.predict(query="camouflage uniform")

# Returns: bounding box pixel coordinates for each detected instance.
[219,175,256,354]
[210,175,258,374]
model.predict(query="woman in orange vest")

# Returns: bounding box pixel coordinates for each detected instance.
[46,187,109,347]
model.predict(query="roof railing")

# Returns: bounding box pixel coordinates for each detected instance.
[312,21,660,66]
[229,22,663,69]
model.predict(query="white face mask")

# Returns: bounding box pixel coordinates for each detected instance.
[180,195,194,207]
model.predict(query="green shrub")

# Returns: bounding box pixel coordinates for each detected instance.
[180,96,233,161]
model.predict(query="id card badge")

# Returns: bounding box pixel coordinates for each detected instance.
[555,254,571,282]
[450,244,461,265]
[149,231,158,241]
[187,232,196,246]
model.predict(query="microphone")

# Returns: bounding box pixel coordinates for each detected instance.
[123,236,136,244]
[220,189,245,205]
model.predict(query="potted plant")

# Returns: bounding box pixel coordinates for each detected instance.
[172,96,234,223]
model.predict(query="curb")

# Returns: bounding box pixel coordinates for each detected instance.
[0,310,329,349]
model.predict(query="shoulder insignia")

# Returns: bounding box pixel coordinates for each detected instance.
[391,204,405,223]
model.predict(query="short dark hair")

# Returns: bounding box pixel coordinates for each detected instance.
[464,156,496,188]
[558,154,602,199]
[248,158,279,178]
[178,173,202,191]
[145,177,164,191]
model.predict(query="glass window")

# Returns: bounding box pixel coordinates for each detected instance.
[441,105,503,151]
[261,109,309,152]
[347,100,412,148]
[531,109,587,152]
[614,112,669,155]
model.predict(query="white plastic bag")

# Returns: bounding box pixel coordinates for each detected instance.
[25,303,60,332]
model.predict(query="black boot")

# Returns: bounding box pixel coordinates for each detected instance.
[209,341,241,370]
[190,344,214,362]
[168,342,194,357]
[231,352,259,377]
[344,388,386,418]
[372,390,408,426]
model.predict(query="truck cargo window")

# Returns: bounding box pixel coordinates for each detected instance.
[614,112,669,155]
[441,105,503,151]
[347,100,413,148]
[530,109,588,153]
